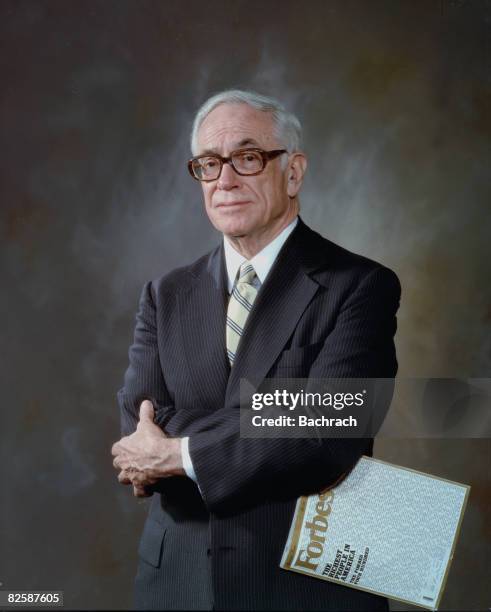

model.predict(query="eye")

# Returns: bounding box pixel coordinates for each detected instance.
[202,157,218,169]
[236,151,260,163]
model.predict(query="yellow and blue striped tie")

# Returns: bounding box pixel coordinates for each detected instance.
[226,262,258,365]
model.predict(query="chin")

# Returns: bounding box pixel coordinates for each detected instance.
[213,215,255,238]
[221,226,248,239]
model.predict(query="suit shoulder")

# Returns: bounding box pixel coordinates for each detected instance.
[307,227,400,293]
[331,239,398,279]
[148,245,220,297]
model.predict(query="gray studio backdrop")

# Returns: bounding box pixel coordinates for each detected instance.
[1,1,489,610]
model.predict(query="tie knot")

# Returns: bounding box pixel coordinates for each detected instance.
[238,262,256,285]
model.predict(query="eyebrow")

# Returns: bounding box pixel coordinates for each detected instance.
[199,138,261,156]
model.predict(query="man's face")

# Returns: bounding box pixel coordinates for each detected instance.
[195,103,294,239]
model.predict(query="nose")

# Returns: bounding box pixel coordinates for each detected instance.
[217,160,239,190]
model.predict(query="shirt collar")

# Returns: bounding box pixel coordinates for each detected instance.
[223,217,298,293]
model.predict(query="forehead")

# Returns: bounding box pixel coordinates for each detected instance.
[196,103,279,153]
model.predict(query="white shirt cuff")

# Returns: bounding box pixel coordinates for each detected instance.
[180,437,198,483]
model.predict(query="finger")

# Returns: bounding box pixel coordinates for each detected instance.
[133,484,151,498]
[131,471,147,486]
[113,455,123,470]
[139,399,155,423]
[111,442,121,456]
[131,471,158,487]
[118,471,132,485]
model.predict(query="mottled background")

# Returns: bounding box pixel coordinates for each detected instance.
[1,0,489,609]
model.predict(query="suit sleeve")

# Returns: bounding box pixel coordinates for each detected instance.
[188,266,401,514]
[117,281,176,436]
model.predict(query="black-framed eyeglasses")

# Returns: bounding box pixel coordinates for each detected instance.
[187,148,287,182]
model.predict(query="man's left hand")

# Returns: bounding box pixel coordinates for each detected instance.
[111,399,185,489]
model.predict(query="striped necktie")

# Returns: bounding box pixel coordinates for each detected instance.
[226,262,258,365]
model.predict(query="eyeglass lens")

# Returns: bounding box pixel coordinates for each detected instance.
[193,150,264,180]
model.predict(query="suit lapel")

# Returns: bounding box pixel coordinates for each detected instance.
[178,245,230,409]
[225,219,321,407]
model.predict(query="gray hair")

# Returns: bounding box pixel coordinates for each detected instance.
[190,89,302,158]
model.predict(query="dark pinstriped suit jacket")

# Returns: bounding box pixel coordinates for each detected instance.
[117,217,401,611]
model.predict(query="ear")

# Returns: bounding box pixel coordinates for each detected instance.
[286,153,308,198]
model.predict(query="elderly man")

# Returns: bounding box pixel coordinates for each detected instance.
[111,89,401,611]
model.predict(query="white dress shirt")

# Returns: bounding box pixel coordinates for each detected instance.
[181,217,299,483]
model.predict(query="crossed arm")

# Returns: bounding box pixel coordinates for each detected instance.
[111,266,401,508]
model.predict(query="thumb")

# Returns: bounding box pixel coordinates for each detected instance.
[139,399,155,423]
